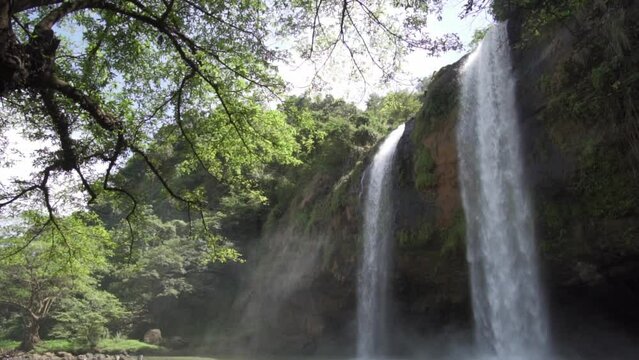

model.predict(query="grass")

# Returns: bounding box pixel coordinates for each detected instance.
[0,338,159,353]
[98,339,159,352]
[0,339,20,351]
[36,339,75,352]
[1,339,78,353]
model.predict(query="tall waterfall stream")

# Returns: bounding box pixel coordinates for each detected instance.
[457,23,550,359]
[357,124,405,359]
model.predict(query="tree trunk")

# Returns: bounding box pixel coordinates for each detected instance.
[20,315,41,351]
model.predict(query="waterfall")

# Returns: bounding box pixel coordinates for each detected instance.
[457,23,550,359]
[357,123,405,359]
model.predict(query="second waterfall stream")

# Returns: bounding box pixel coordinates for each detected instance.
[357,123,405,359]
[457,23,550,359]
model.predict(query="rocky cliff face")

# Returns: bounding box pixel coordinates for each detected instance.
[392,65,470,338]
[509,0,639,352]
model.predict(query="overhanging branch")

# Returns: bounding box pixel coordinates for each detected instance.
[47,76,121,132]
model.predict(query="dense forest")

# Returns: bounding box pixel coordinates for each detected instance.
[1,0,638,359]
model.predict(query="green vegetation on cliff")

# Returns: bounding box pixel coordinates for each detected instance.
[414,148,436,192]
[266,92,421,233]
[530,0,639,274]
[492,0,587,40]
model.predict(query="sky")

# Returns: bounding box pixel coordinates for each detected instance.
[278,0,492,106]
[0,121,41,186]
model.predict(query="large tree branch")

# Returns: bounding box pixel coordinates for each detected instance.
[75,165,97,202]
[129,145,198,206]
[36,296,54,318]
[39,167,72,254]
[309,0,323,57]
[35,0,108,31]
[40,89,77,171]
[11,0,65,14]
[47,76,121,131]
[0,185,39,208]
[0,218,51,260]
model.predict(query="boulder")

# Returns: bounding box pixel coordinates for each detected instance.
[142,329,162,345]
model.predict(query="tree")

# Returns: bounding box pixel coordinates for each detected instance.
[365,90,422,129]
[0,0,462,236]
[106,210,217,330]
[0,211,115,350]
[468,26,489,49]
[50,290,127,348]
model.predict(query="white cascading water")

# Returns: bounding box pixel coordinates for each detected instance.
[357,123,405,359]
[457,23,550,359]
